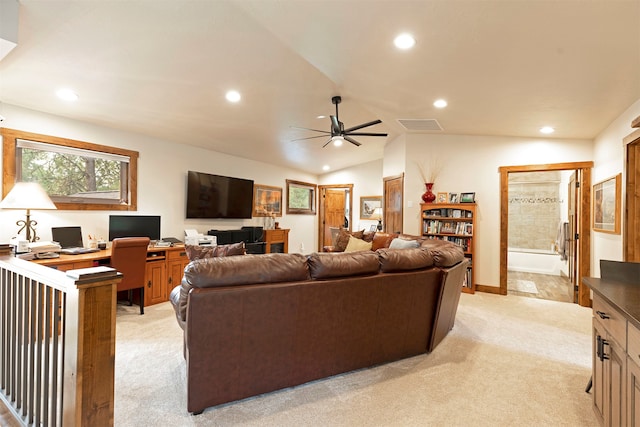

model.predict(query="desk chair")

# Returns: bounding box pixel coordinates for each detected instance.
[110,237,150,315]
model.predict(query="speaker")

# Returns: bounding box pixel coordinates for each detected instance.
[241,226,264,242]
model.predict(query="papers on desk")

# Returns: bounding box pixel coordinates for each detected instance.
[28,241,61,253]
[66,266,118,281]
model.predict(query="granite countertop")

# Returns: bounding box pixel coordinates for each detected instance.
[583,277,640,330]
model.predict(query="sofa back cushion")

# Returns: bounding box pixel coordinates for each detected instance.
[308,251,380,279]
[420,239,465,267]
[184,252,309,288]
[377,247,434,272]
[185,242,246,261]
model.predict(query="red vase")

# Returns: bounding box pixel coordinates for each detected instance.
[422,183,436,203]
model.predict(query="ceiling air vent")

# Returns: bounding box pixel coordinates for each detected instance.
[397,119,443,131]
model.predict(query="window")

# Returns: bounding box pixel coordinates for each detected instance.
[286,179,316,215]
[2,127,138,210]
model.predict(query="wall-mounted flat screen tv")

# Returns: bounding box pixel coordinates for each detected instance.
[186,171,254,219]
[108,215,161,241]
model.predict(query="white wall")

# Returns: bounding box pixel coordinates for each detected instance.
[591,98,640,276]
[0,104,319,253]
[399,133,593,289]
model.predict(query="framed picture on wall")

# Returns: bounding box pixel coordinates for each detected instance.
[360,196,382,219]
[593,174,621,234]
[253,184,282,217]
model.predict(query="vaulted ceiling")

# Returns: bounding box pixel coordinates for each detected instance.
[1,0,639,174]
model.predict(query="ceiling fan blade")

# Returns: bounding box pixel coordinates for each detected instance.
[345,132,388,137]
[291,134,334,142]
[290,125,331,134]
[322,138,333,148]
[343,135,362,147]
[343,119,382,133]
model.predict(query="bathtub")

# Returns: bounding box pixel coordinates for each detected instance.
[507,248,567,276]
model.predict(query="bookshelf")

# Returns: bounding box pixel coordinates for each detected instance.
[421,203,476,293]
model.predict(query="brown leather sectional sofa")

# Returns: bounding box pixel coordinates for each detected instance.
[169,241,467,414]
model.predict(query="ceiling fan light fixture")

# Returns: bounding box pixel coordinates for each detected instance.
[332,136,344,147]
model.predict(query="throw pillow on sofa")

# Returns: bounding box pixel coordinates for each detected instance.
[334,228,365,252]
[185,242,246,261]
[344,235,373,252]
[388,238,420,249]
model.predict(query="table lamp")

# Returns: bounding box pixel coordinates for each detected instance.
[372,207,383,231]
[0,182,57,242]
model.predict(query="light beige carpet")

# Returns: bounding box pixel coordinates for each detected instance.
[114,292,598,426]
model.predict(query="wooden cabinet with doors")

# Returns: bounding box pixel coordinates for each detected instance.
[145,255,167,306]
[167,247,189,294]
[592,294,626,426]
[420,202,476,293]
[585,275,640,427]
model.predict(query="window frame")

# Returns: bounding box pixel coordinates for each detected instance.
[2,127,139,211]
[286,179,317,215]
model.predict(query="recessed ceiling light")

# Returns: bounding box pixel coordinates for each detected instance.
[225,90,241,103]
[322,165,330,171]
[540,126,555,134]
[433,99,447,108]
[317,115,326,119]
[56,88,78,102]
[394,33,416,50]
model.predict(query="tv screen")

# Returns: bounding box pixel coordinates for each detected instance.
[108,215,161,241]
[186,171,254,219]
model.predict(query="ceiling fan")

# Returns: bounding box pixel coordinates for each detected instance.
[292,96,388,147]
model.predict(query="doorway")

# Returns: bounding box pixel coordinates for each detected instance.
[318,184,353,252]
[498,162,593,307]
[383,174,404,234]
[625,131,640,261]
[506,170,574,303]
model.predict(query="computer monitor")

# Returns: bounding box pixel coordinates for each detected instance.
[108,215,161,241]
[51,226,84,249]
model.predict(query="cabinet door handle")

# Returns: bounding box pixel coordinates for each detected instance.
[147,281,152,288]
[601,339,610,361]
[596,335,602,360]
[596,311,610,320]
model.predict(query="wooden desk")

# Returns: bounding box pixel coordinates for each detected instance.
[32,245,189,306]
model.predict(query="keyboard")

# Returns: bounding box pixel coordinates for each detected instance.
[60,247,100,255]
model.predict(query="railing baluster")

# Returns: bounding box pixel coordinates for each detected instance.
[1,257,119,426]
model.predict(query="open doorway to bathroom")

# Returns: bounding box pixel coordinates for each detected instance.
[498,162,593,307]
[506,170,574,302]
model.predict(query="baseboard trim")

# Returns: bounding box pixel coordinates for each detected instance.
[475,284,506,295]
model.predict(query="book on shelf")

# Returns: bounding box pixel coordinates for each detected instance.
[66,266,118,280]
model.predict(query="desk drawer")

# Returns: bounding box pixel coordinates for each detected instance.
[593,294,627,349]
[167,248,188,261]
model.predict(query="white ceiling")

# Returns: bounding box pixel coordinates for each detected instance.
[1,0,639,174]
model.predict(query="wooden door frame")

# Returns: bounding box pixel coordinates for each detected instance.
[497,162,593,306]
[624,128,640,261]
[317,184,353,252]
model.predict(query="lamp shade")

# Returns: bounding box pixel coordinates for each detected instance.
[0,182,57,210]
[371,207,383,220]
